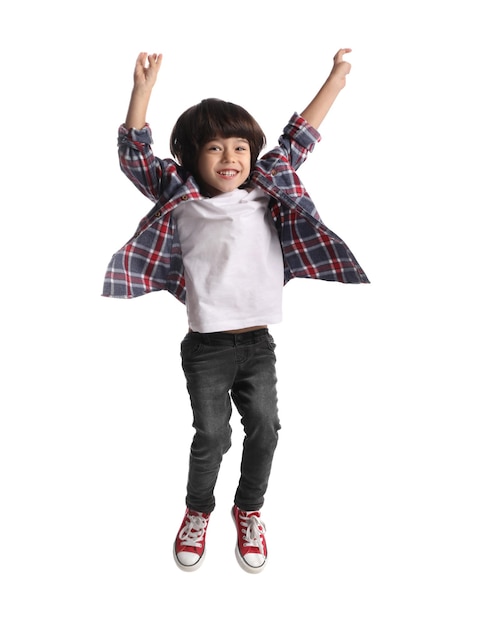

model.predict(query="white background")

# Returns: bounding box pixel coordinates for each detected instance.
[1,1,484,624]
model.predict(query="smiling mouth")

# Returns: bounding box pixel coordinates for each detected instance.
[217,169,239,177]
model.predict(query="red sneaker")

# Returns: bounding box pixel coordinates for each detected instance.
[173,508,210,571]
[232,505,267,573]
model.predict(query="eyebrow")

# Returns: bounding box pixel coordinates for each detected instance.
[206,137,250,143]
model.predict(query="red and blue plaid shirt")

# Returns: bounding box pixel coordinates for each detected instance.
[102,113,369,301]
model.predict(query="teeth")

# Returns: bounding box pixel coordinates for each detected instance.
[219,170,237,176]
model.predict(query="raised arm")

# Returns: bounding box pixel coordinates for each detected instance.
[300,48,352,130]
[124,52,163,130]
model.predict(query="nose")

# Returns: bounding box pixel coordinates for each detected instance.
[222,148,236,162]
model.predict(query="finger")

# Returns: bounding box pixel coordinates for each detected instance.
[148,53,163,68]
[334,48,352,63]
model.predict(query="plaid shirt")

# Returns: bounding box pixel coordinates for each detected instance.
[102,113,369,302]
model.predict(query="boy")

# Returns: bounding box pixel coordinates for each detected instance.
[103,49,368,573]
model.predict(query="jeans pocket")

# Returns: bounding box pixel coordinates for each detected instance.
[180,337,205,359]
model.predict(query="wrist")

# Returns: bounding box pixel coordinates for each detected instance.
[327,73,346,90]
[132,84,153,98]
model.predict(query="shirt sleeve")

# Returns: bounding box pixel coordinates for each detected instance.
[118,124,164,203]
[277,113,321,171]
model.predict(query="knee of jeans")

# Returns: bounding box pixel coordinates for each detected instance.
[195,425,232,454]
[243,415,281,443]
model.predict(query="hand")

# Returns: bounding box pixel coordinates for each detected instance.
[330,48,352,85]
[124,52,162,129]
[133,52,163,90]
[300,48,352,129]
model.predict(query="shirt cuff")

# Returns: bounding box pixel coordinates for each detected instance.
[285,112,321,148]
[118,123,153,145]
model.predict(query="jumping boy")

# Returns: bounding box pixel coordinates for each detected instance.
[103,48,369,573]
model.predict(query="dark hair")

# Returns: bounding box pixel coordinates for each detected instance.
[170,98,266,179]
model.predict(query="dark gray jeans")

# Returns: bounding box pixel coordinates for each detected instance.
[180,328,280,513]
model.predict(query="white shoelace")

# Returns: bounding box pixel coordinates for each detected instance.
[178,512,208,548]
[239,513,266,554]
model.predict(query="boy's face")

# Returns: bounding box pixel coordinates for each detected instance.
[197,136,251,197]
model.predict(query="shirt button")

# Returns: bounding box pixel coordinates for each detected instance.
[155,210,162,217]
[181,194,188,201]
[271,169,277,176]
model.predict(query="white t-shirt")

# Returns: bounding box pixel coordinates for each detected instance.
[173,187,284,332]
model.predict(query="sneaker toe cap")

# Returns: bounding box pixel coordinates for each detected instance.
[176,551,201,567]
[243,552,266,568]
